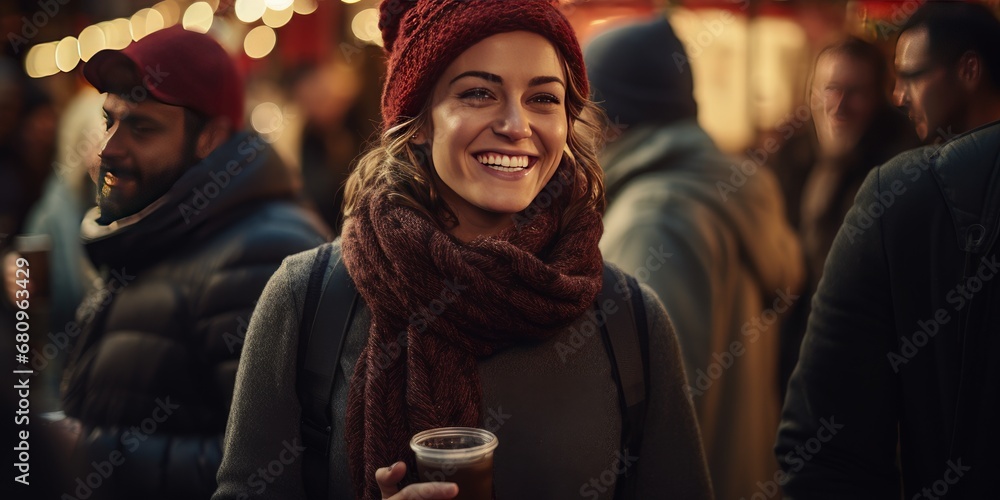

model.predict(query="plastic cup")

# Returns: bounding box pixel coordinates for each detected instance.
[14,234,51,300]
[410,427,498,500]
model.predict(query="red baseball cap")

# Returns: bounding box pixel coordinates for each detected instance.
[84,25,244,130]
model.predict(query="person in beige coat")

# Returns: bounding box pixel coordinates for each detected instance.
[588,16,805,500]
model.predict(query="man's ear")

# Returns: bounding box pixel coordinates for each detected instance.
[956,50,982,91]
[195,117,233,160]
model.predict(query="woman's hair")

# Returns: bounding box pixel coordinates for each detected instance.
[343,55,608,232]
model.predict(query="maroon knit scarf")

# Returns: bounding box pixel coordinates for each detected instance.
[341,171,604,499]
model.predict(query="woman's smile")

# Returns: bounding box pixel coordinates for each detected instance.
[473,151,538,178]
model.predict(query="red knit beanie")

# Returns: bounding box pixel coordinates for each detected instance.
[378,0,587,132]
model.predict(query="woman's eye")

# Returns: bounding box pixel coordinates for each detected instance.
[459,88,494,101]
[531,93,561,105]
[104,117,113,131]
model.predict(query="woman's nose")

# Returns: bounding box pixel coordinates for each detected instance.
[493,102,532,141]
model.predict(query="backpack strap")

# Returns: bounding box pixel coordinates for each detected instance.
[296,244,360,499]
[597,264,650,499]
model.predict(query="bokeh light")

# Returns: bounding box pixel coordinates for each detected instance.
[262,6,294,28]
[182,2,215,34]
[25,43,59,78]
[236,0,267,23]
[153,0,182,27]
[244,25,277,59]
[98,18,133,50]
[293,0,318,15]
[54,36,81,72]
[78,25,107,62]
[351,8,381,45]
[265,0,294,10]
[251,102,284,134]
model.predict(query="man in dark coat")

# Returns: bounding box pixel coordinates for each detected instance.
[776,3,1000,498]
[53,26,328,500]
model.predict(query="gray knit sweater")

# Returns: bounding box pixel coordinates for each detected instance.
[213,241,713,499]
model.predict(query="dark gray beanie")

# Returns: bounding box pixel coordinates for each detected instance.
[584,16,698,127]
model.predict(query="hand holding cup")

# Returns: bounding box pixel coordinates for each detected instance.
[376,461,458,500]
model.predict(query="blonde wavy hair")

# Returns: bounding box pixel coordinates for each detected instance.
[343,57,608,233]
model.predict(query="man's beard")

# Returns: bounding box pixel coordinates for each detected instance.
[95,138,200,225]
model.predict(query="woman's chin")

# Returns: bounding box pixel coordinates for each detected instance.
[475,200,533,218]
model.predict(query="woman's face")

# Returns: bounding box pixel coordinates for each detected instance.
[425,31,569,237]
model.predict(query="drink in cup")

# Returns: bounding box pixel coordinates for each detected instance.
[410,427,498,500]
[14,234,51,300]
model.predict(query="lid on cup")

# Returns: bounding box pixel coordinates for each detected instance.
[14,234,51,253]
[410,427,498,463]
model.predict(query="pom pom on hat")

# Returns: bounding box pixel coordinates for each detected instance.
[378,0,419,53]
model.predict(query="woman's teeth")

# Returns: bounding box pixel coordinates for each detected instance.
[476,153,530,172]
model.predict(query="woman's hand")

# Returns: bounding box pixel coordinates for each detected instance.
[376,461,458,500]
[3,251,31,306]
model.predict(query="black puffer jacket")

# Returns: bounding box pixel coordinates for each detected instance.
[61,132,329,499]
[777,119,1000,498]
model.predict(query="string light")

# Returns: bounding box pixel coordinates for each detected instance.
[262,6,294,28]
[54,36,80,72]
[236,0,267,23]
[27,0,319,78]
[244,25,277,59]
[293,0,318,14]
[351,8,381,45]
[78,25,107,62]
[182,2,215,34]
[25,43,58,78]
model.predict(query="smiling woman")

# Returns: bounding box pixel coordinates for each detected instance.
[422,31,571,240]
[214,1,713,500]
[343,34,605,242]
